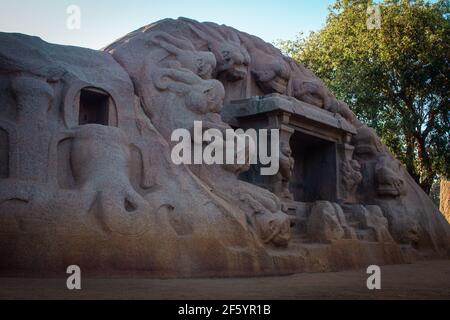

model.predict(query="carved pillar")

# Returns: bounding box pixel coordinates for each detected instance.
[343,133,355,161]
[268,112,295,200]
[12,76,52,183]
[338,132,361,204]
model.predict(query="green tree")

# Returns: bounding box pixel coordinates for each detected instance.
[278,0,449,194]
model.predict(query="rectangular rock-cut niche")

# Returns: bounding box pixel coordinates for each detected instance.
[0,128,9,179]
[79,88,109,126]
[290,132,337,202]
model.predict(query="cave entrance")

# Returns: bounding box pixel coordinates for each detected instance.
[289,132,337,202]
[79,88,110,126]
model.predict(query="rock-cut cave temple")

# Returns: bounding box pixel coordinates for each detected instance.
[0,18,449,277]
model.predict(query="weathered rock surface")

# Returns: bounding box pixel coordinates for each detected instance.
[0,18,448,277]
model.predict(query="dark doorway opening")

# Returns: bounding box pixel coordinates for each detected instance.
[289,132,337,202]
[79,88,109,126]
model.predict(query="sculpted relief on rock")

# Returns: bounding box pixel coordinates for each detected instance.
[0,18,449,277]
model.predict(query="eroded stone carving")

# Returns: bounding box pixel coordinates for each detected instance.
[307,201,356,243]
[149,31,216,79]
[341,159,363,203]
[344,204,394,243]
[276,142,295,200]
[375,154,406,197]
[0,18,448,277]
[240,192,291,247]
[183,18,250,81]
[67,125,151,236]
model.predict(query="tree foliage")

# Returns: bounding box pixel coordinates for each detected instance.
[278,0,449,194]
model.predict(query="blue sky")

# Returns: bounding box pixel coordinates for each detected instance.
[0,0,335,49]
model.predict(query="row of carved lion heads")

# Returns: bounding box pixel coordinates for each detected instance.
[105,18,360,125]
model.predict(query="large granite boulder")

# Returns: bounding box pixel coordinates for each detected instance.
[0,18,448,277]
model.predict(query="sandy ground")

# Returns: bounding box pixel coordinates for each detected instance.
[1,260,449,300]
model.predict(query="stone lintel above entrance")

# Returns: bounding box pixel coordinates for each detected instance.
[222,93,357,138]
[222,94,358,205]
